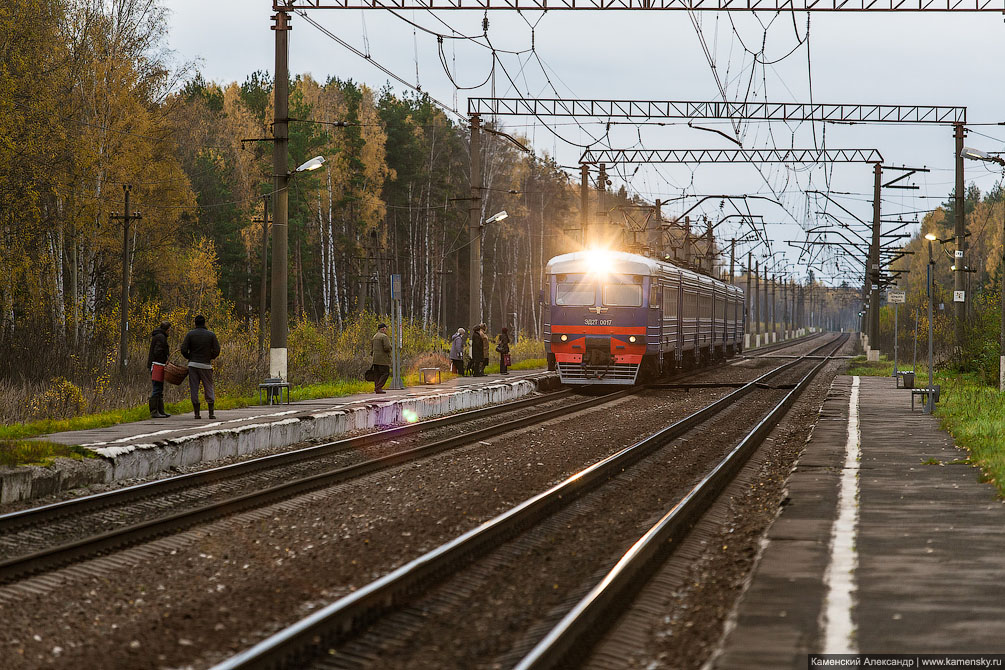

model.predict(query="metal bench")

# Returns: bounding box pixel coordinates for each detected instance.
[258,378,291,405]
[896,370,915,389]
[910,385,940,411]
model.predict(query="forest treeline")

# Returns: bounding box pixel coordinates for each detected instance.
[1,0,641,391]
[6,0,1002,408]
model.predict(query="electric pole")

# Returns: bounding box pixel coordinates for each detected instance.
[580,164,589,248]
[745,253,751,336]
[729,239,735,286]
[111,184,141,374]
[468,113,482,329]
[868,162,882,355]
[271,8,291,380]
[954,122,966,352]
[253,195,271,357]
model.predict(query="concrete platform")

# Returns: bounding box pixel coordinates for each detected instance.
[0,370,558,505]
[713,374,1005,667]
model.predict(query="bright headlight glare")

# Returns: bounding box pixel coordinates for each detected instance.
[629,336,636,343]
[561,334,568,342]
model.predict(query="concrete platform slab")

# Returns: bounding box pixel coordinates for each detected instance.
[713,374,1005,668]
[0,370,558,505]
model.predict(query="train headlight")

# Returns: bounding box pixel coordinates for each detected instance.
[561,334,568,342]
[629,336,636,343]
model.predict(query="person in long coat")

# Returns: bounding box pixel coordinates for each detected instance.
[470,325,485,376]
[496,327,511,375]
[478,324,491,375]
[449,328,466,375]
[371,323,393,393]
[146,321,171,418]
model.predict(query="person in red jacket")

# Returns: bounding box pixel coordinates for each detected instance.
[146,321,171,418]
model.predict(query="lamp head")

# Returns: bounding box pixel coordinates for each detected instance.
[295,156,326,173]
[961,147,990,161]
[484,210,509,225]
[924,233,938,241]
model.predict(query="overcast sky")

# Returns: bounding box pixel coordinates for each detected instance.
[160,1,1005,284]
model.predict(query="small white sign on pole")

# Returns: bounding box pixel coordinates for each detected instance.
[888,290,906,304]
[954,290,966,303]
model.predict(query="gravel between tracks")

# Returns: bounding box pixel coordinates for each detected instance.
[586,337,855,669]
[0,387,730,669]
[0,336,833,669]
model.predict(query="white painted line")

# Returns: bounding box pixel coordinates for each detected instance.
[820,375,861,653]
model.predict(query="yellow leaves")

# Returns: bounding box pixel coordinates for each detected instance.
[154,237,223,316]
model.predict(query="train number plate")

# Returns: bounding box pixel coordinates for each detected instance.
[584,318,613,326]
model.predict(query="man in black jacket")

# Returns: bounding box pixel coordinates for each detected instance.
[180,315,221,419]
[146,321,171,419]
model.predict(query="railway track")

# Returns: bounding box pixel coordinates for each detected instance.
[0,331,825,589]
[209,333,847,670]
[0,387,631,583]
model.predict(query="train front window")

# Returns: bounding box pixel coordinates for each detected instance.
[555,276,596,306]
[603,283,642,307]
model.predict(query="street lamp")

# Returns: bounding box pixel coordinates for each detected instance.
[270,154,328,381]
[469,211,510,329]
[923,232,939,412]
[483,210,509,226]
[295,155,326,173]
[961,146,1005,391]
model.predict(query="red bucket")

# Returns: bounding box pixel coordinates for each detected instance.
[151,362,165,382]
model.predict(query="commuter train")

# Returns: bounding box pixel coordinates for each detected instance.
[544,249,745,385]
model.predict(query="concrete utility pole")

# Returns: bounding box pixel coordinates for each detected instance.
[782,279,788,337]
[468,114,482,329]
[580,164,589,247]
[253,195,270,356]
[111,184,141,374]
[745,254,752,335]
[771,273,779,341]
[868,162,882,358]
[729,239,735,286]
[954,123,966,352]
[270,9,290,380]
[754,260,761,340]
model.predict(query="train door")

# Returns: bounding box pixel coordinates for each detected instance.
[648,278,662,373]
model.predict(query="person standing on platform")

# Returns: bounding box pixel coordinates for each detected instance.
[471,324,485,376]
[449,328,467,375]
[371,323,392,393]
[146,321,171,418]
[479,324,491,375]
[496,327,511,375]
[181,315,221,419]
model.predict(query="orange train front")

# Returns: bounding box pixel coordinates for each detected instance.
[544,250,745,385]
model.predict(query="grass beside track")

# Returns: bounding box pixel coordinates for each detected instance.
[0,359,548,445]
[0,441,98,468]
[846,355,1005,497]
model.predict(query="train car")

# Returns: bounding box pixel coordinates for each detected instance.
[544,249,745,385]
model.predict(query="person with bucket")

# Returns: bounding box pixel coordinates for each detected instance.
[147,321,172,419]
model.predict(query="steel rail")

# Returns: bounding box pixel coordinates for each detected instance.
[0,387,575,533]
[211,335,843,670]
[0,387,639,584]
[515,334,848,670]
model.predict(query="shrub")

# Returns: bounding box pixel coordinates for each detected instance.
[31,377,86,420]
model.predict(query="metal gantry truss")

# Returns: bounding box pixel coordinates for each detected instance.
[580,148,884,164]
[469,99,966,124]
[280,0,1005,11]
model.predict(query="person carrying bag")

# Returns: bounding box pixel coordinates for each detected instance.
[496,327,511,375]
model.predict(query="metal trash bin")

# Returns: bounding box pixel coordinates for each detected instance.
[903,372,914,389]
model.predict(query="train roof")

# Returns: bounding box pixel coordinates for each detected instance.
[545,250,741,294]
[545,250,664,276]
